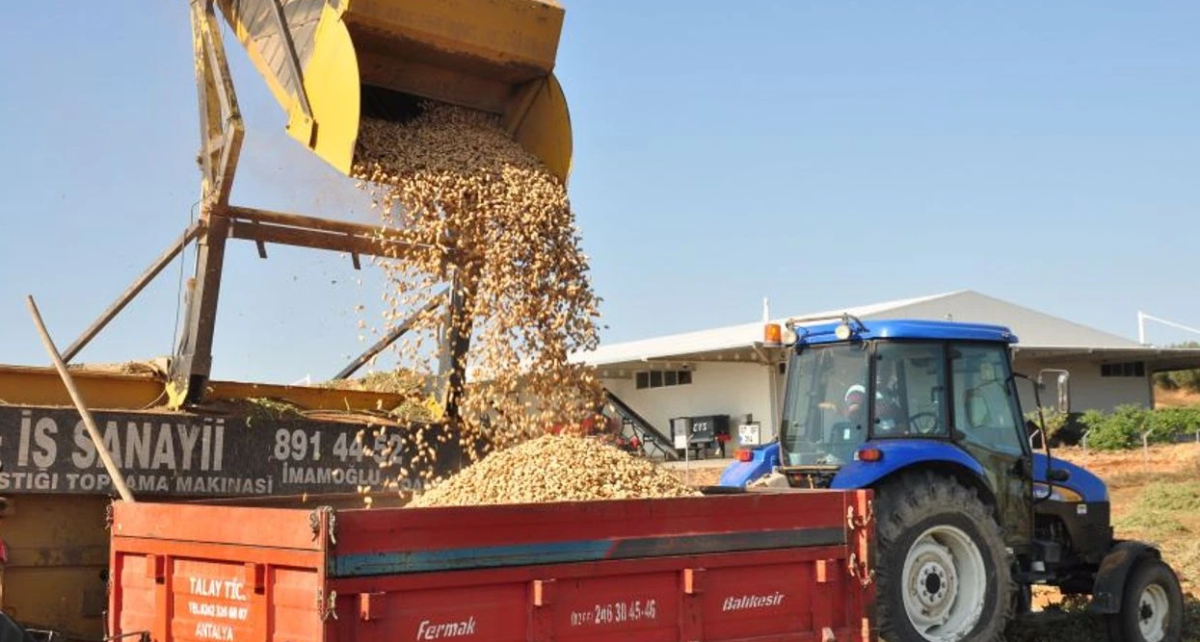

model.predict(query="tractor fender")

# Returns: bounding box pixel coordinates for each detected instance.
[718,442,780,487]
[1089,540,1161,614]
[830,440,990,494]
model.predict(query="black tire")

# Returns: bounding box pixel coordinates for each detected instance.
[874,471,1014,642]
[1105,556,1183,642]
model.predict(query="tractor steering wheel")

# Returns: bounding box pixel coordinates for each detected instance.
[907,412,940,435]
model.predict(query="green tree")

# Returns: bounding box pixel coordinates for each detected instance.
[1155,341,1200,393]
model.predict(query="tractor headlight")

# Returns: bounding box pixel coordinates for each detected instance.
[1033,483,1084,503]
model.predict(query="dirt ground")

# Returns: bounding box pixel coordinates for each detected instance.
[669,444,1200,640]
[1154,386,1200,408]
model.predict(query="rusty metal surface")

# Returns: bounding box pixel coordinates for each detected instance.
[0,495,110,639]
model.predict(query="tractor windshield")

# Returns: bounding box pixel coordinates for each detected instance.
[781,340,953,467]
[779,343,871,466]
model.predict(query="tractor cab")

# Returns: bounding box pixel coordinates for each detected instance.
[765,316,1112,553]
[774,317,1033,490]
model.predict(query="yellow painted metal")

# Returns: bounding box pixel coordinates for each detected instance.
[0,365,409,413]
[212,0,573,182]
[0,495,111,640]
[204,379,408,411]
[0,366,166,410]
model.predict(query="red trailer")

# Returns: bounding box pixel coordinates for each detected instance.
[108,489,876,642]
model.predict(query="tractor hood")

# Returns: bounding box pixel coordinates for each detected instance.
[1033,453,1109,503]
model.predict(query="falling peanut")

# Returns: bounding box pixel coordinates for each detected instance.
[350,103,608,486]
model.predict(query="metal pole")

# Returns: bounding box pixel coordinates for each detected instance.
[26,296,135,503]
[1139,312,1200,343]
[684,428,691,485]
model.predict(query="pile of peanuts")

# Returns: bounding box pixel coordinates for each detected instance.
[408,434,701,508]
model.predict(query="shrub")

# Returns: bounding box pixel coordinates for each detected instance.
[1078,403,1200,449]
[1024,407,1076,445]
[1156,371,1180,390]
[1149,406,1200,442]
[1083,405,1148,450]
[1024,407,1068,438]
[1171,369,1200,393]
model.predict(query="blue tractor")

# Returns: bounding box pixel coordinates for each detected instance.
[720,315,1184,642]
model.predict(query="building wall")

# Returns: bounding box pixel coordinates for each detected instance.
[603,362,776,445]
[1012,357,1152,414]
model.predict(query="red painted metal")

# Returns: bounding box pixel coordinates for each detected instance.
[109,489,876,642]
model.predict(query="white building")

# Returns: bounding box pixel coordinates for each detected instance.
[574,291,1200,449]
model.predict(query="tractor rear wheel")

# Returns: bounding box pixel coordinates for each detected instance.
[1105,556,1183,642]
[874,472,1013,642]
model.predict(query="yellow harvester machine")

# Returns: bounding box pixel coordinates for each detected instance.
[0,1,572,638]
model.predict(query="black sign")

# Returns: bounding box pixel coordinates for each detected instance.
[0,406,470,497]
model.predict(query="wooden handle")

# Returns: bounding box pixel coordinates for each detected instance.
[26,295,135,503]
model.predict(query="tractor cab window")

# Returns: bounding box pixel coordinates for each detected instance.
[951,344,1024,456]
[779,343,870,466]
[871,342,948,438]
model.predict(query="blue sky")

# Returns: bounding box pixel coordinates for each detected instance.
[2,2,1198,383]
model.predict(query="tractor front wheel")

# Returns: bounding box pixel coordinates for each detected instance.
[874,472,1013,642]
[1106,556,1183,642]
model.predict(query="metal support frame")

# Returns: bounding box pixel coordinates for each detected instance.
[193,0,243,210]
[438,269,476,429]
[227,206,424,257]
[53,0,472,413]
[333,289,449,380]
[171,216,231,405]
[169,0,245,405]
[62,223,201,363]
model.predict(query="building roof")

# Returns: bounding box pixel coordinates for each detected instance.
[573,290,1200,371]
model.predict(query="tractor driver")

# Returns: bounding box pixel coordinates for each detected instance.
[843,382,904,434]
[842,384,868,426]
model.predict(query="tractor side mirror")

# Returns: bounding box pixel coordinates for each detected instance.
[1037,369,1071,414]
